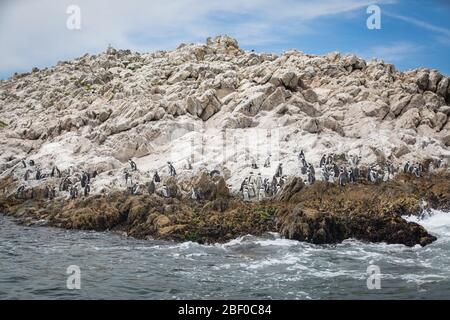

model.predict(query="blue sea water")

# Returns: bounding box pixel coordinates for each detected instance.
[0,210,449,299]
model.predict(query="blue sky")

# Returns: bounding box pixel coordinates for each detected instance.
[0,0,449,79]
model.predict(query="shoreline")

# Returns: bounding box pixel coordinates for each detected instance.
[1,172,449,247]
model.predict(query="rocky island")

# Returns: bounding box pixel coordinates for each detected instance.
[1,35,449,247]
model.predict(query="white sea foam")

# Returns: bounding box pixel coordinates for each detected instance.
[404,209,450,237]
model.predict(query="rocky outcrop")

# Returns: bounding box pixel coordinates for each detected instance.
[1,36,449,192]
[1,35,450,247]
[273,174,450,246]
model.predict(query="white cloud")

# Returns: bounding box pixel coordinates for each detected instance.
[385,12,450,38]
[385,11,450,48]
[0,0,395,77]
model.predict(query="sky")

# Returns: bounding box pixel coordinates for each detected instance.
[0,0,450,79]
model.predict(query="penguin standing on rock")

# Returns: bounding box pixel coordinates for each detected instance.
[320,154,327,168]
[81,171,87,188]
[153,171,161,183]
[21,159,27,168]
[321,167,329,182]
[275,163,283,178]
[24,169,32,181]
[129,159,137,171]
[403,161,410,173]
[148,180,155,194]
[191,188,198,200]
[162,184,170,198]
[167,162,177,177]
[242,186,250,202]
[271,176,278,195]
[258,187,265,201]
[327,154,334,165]
[368,167,377,183]
[240,177,248,192]
[298,150,305,161]
[349,167,356,183]
[124,171,131,185]
[132,182,140,195]
[338,168,346,186]
[329,169,335,183]
[35,167,42,180]
[84,184,90,197]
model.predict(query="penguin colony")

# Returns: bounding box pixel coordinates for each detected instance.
[14,157,183,200]
[13,152,445,203]
[238,151,445,202]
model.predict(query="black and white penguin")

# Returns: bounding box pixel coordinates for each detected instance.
[298,150,305,161]
[275,163,283,178]
[412,165,420,178]
[308,163,315,176]
[148,180,156,194]
[367,167,372,182]
[338,168,346,186]
[256,173,263,190]
[168,162,177,177]
[319,154,327,168]
[132,182,140,195]
[271,176,278,195]
[349,167,356,183]
[84,184,90,197]
[240,177,248,192]
[81,171,87,188]
[258,187,265,201]
[21,159,27,168]
[327,153,334,165]
[242,186,250,202]
[24,169,31,181]
[307,169,315,185]
[35,168,42,180]
[124,171,131,185]
[162,185,170,198]
[191,188,198,200]
[129,159,137,171]
[368,167,377,183]
[153,171,161,183]
[403,161,410,173]
[29,159,35,166]
[320,166,329,182]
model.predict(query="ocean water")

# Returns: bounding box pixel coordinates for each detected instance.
[0,210,449,299]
